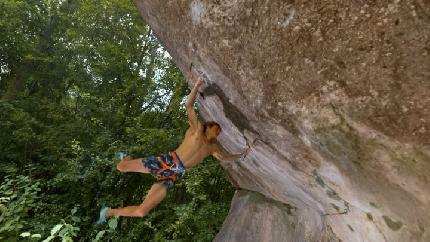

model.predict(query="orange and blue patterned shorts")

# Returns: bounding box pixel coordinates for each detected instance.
[142,151,186,189]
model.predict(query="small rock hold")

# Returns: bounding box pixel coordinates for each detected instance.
[383,215,403,231]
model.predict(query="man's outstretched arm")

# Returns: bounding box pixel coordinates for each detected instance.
[212,143,250,161]
[185,74,203,130]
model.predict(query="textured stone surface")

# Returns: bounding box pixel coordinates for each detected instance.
[133,0,430,241]
[213,190,298,242]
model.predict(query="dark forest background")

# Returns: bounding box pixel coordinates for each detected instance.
[0,0,234,241]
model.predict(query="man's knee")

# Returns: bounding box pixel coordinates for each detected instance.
[135,206,148,218]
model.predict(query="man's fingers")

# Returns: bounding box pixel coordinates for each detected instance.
[188,63,193,77]
[196,76,204,87]
[242,146,251,157]
[187,70,193,80]
[245,148,251,156]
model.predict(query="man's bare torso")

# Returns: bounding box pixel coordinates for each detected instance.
[175,124,215,169]
[173,71,245,168]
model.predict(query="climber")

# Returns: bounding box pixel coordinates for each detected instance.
[97,67,250,223]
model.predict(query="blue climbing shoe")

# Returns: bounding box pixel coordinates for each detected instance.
[97,206,110,224]
[115,151,126,161]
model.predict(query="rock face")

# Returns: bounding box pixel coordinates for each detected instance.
[133,0,430,241]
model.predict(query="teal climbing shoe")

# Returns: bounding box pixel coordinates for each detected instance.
[115,151,126,161]
[97,206,110,224]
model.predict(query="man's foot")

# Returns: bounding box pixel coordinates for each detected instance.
[97,206,110,224]
[118,152,125,160]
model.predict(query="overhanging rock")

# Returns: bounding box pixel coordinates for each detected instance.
[133,0,430,241]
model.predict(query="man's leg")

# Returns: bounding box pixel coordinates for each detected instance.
[106,182,167,218]
[116,156,150,173]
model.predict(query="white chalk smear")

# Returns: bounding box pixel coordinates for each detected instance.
[279,9,296,28]
[190,0,205,24]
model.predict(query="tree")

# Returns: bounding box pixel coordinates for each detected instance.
[0,0,234,241]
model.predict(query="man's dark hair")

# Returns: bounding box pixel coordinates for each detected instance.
[203,121,221,134]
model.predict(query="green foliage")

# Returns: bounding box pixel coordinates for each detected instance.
[0,175,41,241]
[38,208,81,242]
[20,206,83,242]
[92,216,119,242]
[0,0,235,241]
[110,158,234,242]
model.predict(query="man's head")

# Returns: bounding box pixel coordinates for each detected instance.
[203,121,221,140]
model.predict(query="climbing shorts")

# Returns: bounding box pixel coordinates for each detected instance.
[142,151,186,189]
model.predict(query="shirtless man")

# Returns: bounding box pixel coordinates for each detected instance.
[97,72,250,223]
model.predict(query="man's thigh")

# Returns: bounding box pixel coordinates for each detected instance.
[117,158,150,173]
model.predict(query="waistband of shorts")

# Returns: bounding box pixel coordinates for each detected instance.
[169,151,185,169]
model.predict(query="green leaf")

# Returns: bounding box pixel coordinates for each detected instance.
[59,227,68,237]
[42,235,55,242]
[71,216,81,223]
[65,223,74,231]
[1,220,14,232]
[62,236,73,242]
[71,207,78,215]
[20,232,31,237]
[93,230,106,242]
[51,224,63,235]
[3,190,13,195]
[31,234,42,238]
[108,217,118,230]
